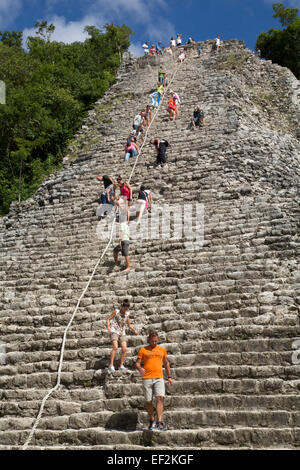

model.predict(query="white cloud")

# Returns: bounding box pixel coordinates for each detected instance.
[91,0,175,47]
[129,42,143,57]
[145,17,175,44]
[93,0,167,22]
[20,0,176,50]
[23,13,106,45]
[0,0,22,28]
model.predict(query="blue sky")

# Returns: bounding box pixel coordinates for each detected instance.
[0,0,299,55]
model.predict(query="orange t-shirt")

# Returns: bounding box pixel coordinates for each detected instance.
[137,345,167,379]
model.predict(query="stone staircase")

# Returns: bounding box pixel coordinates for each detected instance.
[0,40,300,450]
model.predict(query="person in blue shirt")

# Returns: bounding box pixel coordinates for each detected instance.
[156,42,164,55]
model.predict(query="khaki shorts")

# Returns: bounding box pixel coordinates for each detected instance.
[143,378,165,401]
[111,333,126,343]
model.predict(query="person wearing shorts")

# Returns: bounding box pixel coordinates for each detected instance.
[113,221,130,272]
[136,330,173,431]
[107,299,138,373]
[135,185,152,222]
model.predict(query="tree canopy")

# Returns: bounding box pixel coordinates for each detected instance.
[256,3,300,78]
[0,22,132,215]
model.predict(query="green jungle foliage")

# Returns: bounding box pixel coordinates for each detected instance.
[256,3,300,79]
[0,22,132,215]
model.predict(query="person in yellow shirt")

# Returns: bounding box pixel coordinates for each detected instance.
[136,330,173,430]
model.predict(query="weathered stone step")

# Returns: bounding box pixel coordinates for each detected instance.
[1,408,298,434]
[0,426,298,448]
[2,362,299,384]
[104,377,300,399]
[2,393,300,420]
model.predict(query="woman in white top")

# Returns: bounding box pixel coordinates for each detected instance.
[107,299,138,372]
[170,37,176,48]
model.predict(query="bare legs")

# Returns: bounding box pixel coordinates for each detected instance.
[145,396,164,422]
[109,340,127,367]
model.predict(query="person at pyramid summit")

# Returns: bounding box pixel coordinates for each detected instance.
[142,41,150,55]
[170,36,176,48]
[107,299,138,373]
[156,42,164,55]
[136,330,173,431]
[176,33,182,47]
[150,44,157,55]
[215,34,222,52]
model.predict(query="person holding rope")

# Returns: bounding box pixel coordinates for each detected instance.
[166,96,177,121]
[150,82,164,108]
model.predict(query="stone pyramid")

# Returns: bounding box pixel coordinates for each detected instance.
[0,39,300,449]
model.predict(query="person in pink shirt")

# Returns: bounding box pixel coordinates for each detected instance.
[117,176,132,222]
[150,45,157,55]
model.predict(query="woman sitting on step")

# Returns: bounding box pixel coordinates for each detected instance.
[124,136,139,162]
[190,105,205,128]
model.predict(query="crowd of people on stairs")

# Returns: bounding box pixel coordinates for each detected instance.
[94,47,211,431]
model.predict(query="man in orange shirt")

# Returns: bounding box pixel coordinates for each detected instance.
[136,330,173,430]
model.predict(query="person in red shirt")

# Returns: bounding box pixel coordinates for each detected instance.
[136,330,173,431]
